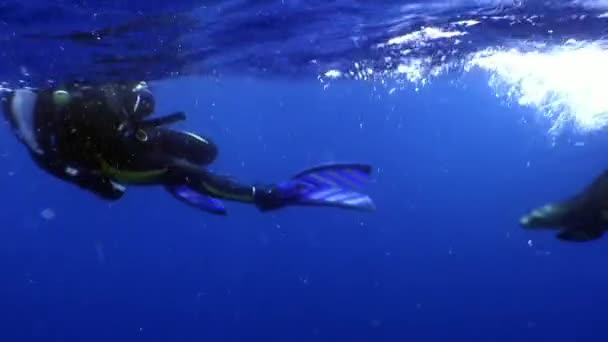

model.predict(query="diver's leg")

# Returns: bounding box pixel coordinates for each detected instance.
[165,159,256,204]
[165,160,377,212]
[165,161,298,213]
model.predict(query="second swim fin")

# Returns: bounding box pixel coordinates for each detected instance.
[166,184,227,215]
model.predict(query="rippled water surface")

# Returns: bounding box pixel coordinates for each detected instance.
[3,0,608,134]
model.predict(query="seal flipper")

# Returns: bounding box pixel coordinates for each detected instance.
[166,184,227,215]
[580,170,608,204]
[556,227,604,242]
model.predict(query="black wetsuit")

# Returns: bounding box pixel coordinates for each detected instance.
[2,82,278,208]
[2,83,128,199]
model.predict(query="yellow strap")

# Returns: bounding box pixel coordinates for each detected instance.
[98,156,252,202]
[98,157,167,184]
[201,181,254,202]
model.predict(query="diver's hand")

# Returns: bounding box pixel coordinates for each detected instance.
[74,170,126,200]
[60,166,126,201]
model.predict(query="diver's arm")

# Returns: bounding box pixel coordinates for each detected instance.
[68,168,125,200]
[33,156,125,200]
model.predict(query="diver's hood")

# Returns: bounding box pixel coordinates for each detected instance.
[125,81,155,120]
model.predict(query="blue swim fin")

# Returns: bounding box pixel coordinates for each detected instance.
[277,163,376,211]
[166,184,227,215]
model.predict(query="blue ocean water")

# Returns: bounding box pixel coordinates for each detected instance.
[2,0,608,341]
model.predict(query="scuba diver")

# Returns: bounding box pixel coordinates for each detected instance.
[519,170,608,242]
[1,81,375,215]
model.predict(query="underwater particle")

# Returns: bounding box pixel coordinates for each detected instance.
[20,66,30,77]
[527,239,533,247]
[416,303,422,310]
[574,141,585,147]
[258,233,270,246]
[370,319,381,328]
[95,241,105,265]
[25,272,37,285]
[8,171,14,176]
[526,161,531,168]
[40,208,55,220]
